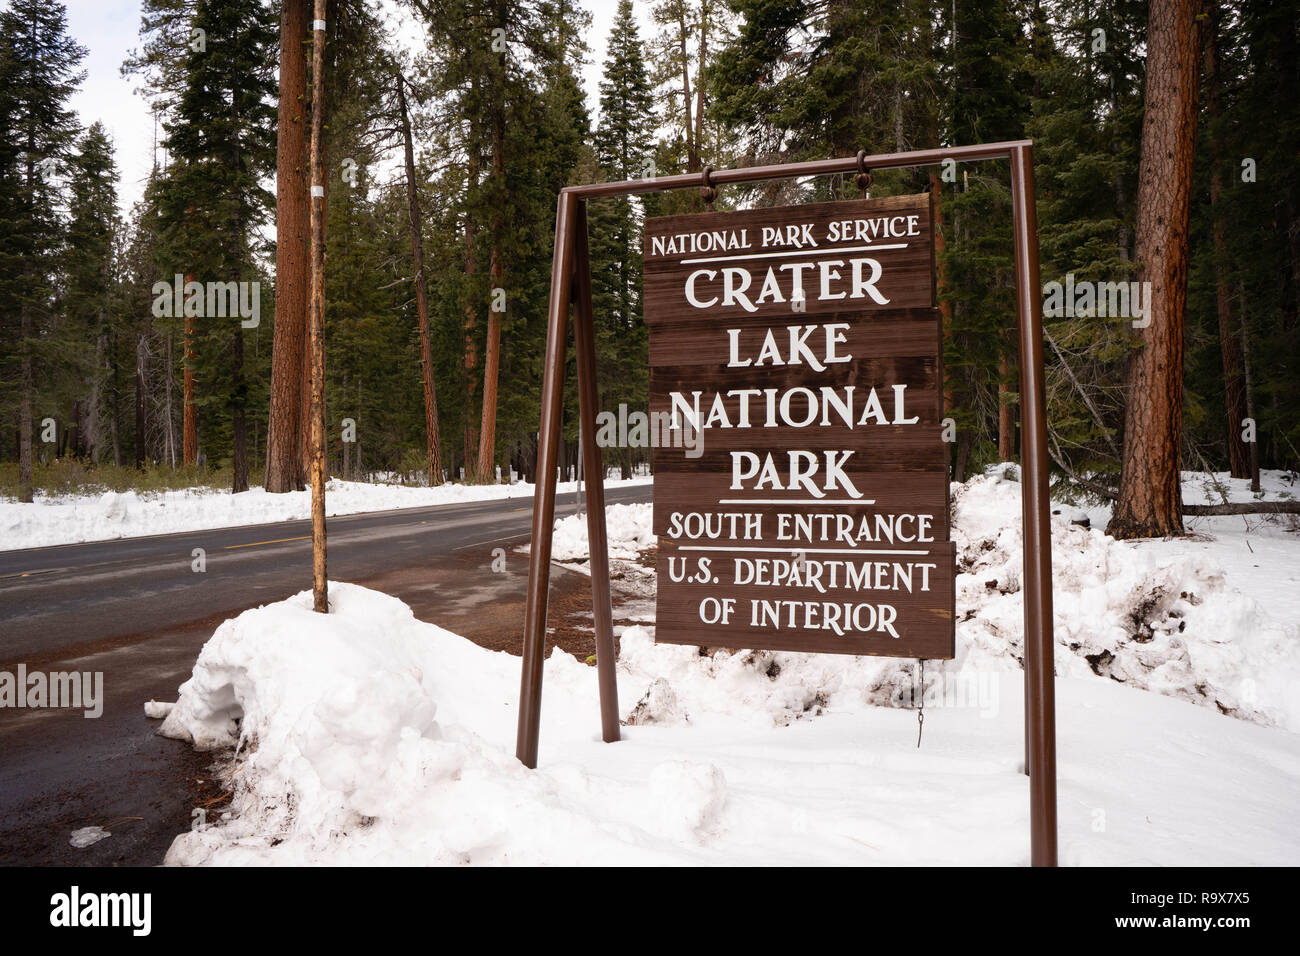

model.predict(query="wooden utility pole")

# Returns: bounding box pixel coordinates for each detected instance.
[397,72,443,487]
[308,2,329,612]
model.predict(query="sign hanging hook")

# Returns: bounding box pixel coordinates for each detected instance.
[700,165,717,211]
[855,150,873,199]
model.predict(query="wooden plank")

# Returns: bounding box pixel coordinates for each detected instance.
[644,195,935,324]
[648,309,941,367]
[652,471,951,537]
[653,541,956,658]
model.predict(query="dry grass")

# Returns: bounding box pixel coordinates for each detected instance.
[0,459,264,500]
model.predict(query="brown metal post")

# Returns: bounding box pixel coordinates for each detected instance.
[1010,143,1058,866]
[564,142,1032,200]
[516,191,578,769]
[570,200,621,743]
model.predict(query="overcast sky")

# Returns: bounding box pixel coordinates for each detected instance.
[63,0,651,217]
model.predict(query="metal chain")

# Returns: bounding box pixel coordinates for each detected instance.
[916,659,925,748]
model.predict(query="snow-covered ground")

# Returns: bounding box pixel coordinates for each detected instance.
[1094,470,1300,655]
[0,474,652,552]
[154,470,1300,866]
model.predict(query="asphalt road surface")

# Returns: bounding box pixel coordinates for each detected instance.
[0,483,653,865]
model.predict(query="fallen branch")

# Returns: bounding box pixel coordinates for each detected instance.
[1047,442,1119,500]
[1043,325,1120,457]
[1046,450,1299,514]
[1182,501,1300,515]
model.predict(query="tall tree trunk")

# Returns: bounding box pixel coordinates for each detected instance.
[342,370,351,480]
[1239,281,1261,492]
[165,331,176,467]
[109,330,122,467]
[678,7,696,172]
[183,304,197,466]
[231,255,249,493]
[18,297,33,502]
[231,324,250,492]
[476,44,506,483]
[266,0,310,492]
[397,73,443,486]
[1203,2,1249,478]
[298,265,315,478]
[998,352,1015,461]
[87,332,106,463]
[477,257,502,482]
[463,131,480,478]
[18,115,35,500]
[1109,0,1200,539]
[692,1,709,167]
[932,172,955,427]
[134,329,148,468]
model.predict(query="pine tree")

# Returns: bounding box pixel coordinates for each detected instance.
[649,0,731,215]
[395,69,444,486]
[939,0,1031,474]
[1025,0,1145,491]
[712,0,935,168]
[0,0,86,501]
[591,0,656,478]
[1210,0,1300,475]
[413,0,592,482]
[63,122,122,463]
[117,171,172,468]
[596,0,656,181]
[154,0,276,492]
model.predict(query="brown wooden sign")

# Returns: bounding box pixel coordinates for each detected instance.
[518,144,1055,866]
[644,195,954,658]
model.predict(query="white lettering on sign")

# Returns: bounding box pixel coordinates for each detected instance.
[667,381,919,431]
[648,214,921,259]
[726,323,851,370]
[684,257,889,311]
[728,450,864,498]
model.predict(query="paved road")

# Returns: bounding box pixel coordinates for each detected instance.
[0,483,652,865]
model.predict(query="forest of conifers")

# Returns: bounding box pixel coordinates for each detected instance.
[1,0,1297,540]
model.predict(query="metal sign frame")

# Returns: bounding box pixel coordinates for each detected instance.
[514,141,1058,866]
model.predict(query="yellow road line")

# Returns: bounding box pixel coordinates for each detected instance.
[223,535,311,550]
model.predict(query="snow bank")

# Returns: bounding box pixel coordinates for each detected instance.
[549,471,1300,732]
[160,584,740,865]
[956,473,1300,731]
[0,474,651,552]
[158,583,1300,866]
[549,501,656,562]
